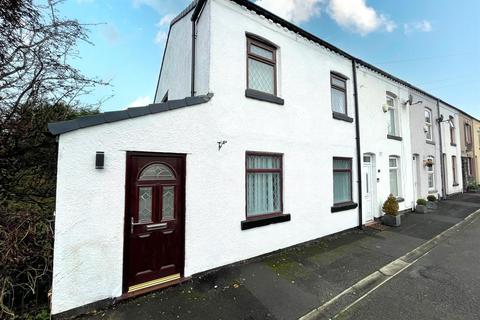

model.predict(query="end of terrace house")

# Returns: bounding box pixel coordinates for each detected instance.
[47,0,480,316]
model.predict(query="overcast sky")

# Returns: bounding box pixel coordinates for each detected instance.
[60,0,480,117]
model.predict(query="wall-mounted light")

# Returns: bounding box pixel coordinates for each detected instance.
[403,94,422,107]
[437,114,455,128]
[95,152,104,169]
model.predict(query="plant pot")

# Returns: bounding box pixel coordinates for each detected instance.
[427,201,437,210]
[381,214,401,227]
[416,205,427,213]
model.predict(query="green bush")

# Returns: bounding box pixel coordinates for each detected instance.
[427,195,437,202]
[416,198,427,206]
[383,194,399,216]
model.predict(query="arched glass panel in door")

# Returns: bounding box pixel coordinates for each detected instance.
[139,163,175,181]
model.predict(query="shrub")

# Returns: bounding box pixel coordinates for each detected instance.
[383,194,399,216]
[467,182,478,192]
[416,198,427,206]
[427,195,437,202]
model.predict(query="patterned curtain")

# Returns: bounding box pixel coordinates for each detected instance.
[247,155,281,216]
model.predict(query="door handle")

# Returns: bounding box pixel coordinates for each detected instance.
[146,223,168,231]
[130,217,142,234]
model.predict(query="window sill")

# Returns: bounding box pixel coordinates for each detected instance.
[428,190,438,194]
[241,213,291,230]
[387,135,403,141]
[396,197,405,203]
[332,112,354,123]
[245,89,284,105]
[426,140,436,145]
[331,202,358,213]
[450,143,457,147]
[453,183,460,187]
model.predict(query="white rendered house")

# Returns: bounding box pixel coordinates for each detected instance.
[356,65,415,220]
[48,0,475,316]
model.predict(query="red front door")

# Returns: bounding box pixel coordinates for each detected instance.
[124,152,185,293]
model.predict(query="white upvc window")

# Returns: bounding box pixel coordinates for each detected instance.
[425,109,433,141]
[389,156,401,197]
[427,157,435,191]
[386,94,398,136]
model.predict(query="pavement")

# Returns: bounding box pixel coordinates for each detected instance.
[82,193,480,320]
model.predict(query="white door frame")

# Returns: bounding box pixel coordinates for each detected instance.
[412,154,419,208]
[363,154,376,222]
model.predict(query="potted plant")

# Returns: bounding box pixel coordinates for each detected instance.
[466,178,478,193]
[427,195,437,209]
[381,194,401,227]
[416,198,428,213]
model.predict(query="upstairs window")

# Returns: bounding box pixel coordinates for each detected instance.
[450,121,456,145]
[247,37,277,95]
[389,156,401,197]
[424,109,433,141]
[386,94,398,136]
[331,73,347,115]
[465,123,472,145]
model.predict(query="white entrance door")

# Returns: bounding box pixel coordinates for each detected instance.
[412,155,418,205]
[363,155,374,222]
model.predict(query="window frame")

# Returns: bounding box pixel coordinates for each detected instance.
[245,151,283,220]
[465,123,472,145]
[386,94,399,137]
[246,36,277,96]
[452,155,458,185]
[424,108,433,141]
[332,157,353,206]
[426,157,435,191]
[450,124,456,145]
[389,156,401,197]
[330,73,348,116]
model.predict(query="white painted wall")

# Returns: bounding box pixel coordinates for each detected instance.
[52,0,360,314]
[155,3,211,103]
[408,91,443,200]
[357,66,414,217]
[439,102,464,195]
[155,10,192,102]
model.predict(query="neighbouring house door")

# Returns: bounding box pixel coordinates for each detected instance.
[461,157,468,191]
[412,155,418,204]
[124,152,185,293]
[363,155,374,222]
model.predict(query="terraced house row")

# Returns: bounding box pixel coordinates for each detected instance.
[47,0,480,316]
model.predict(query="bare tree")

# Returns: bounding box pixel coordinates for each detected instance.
[0,1,109,317]
[0,0,109,202]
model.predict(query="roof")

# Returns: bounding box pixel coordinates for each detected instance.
[225,0,477,121]
[50,0,477,136]
[48,93,213,135]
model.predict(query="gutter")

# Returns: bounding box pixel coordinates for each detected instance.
[352,59,363,228]
[227,0,478,122]
[190,0,208,97]
[437,100,447,199]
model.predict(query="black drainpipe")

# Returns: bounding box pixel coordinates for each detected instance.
[190,0,208,97]
[352,59,363,229]
[437,100,446,199]
[190,20,196,97]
